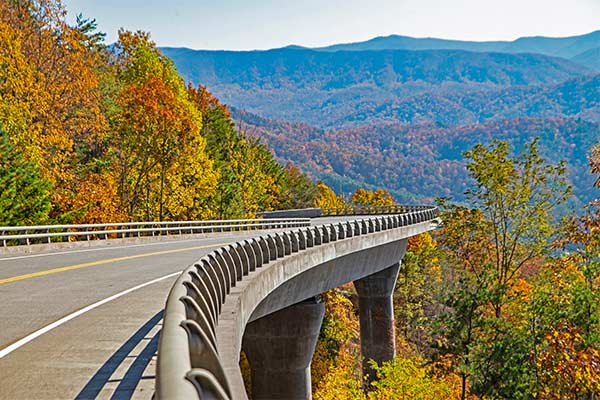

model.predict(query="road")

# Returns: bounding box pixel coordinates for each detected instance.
[0,217,359,399]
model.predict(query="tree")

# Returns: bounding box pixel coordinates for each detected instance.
[280,163,318,210]
[0,128,52,225]
[111,31,217,220]
[312,289,363,400]
[435,139,571,399]
[535,324,600,399]
[350,188,394,207]
[315,182,346,209]
[368,357,458,400]
[0,0,117,222]
[463,139,571,317]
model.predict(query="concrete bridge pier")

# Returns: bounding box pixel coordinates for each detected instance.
[354,262,401,390]
[242,296,325,400]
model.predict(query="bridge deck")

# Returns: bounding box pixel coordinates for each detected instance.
[0,217,358,399]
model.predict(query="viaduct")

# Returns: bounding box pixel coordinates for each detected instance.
[0,205,438,400]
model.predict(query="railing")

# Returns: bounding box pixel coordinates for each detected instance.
[321,204,432,216]
[0,219,310,247]
[156,206,439,399]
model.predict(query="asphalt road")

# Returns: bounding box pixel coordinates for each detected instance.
[0,217,364,399]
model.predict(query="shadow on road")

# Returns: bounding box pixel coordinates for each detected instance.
[75,310,163,400]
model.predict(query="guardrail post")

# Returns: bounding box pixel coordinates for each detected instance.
[242,297,325,400]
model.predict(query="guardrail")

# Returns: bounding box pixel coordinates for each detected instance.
[0,219,310,247]
[321,204,432,216]
[156,206,439,399]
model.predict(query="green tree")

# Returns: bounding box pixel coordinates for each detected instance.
[463,139,571,318]
[0,128,52,225]
[435,139,571,399]
[280,163,318,210]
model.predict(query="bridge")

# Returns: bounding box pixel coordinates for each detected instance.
[0,206,438,400]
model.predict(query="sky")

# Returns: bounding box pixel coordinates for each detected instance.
[62,0,600,50]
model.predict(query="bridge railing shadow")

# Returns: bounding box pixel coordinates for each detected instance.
[75,310,163,400]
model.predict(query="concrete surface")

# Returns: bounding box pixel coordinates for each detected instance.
[354,263,401,389]
[216,220,434,399]
[0,230,292,400]
[243,297,325,400]
[0,215,435,399]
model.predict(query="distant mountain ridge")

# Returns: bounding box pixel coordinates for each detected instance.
[314,30,600,70]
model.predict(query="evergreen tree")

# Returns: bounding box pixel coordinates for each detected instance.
[0,128,52,225]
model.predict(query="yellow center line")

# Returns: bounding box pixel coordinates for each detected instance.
[0,242,232,285]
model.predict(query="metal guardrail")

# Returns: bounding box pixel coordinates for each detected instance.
[0,219,310,247]
[156,206,439,399]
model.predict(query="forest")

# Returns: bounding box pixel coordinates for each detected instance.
[306,141,600,399]
[1,1,599,399]
[0,0,322,226]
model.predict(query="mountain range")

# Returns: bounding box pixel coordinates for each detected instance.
[162,46,594,128]
[160,30,600,206]
[314,30,600,70]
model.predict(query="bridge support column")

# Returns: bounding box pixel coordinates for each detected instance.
[242,297,325,400]
[354,262,401,390]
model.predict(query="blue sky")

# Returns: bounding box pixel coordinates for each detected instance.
[63,0,600,50]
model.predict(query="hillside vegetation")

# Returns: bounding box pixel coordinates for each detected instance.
[235,109,600,206]
[0,1,318,225]
[163,35,599,205]
[162,46,592,128]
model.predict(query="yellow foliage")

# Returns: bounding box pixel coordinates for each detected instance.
[350,188,394,207]
[312,289,361,395]
[313,349,364,400]
[536,325,600,399]
[368,357,460,400]
[66,172,128,224]
[314,182,346,209]
[163,135,219,220]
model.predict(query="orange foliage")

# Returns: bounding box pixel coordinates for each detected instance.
[536,325,600,399]
[188,84,231,118]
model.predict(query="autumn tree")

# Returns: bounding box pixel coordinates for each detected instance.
[315,182,347,209]
[463,139,571,318]
[394,233,444,352]
[350,188,394,207]
[535,324,600,399]
[111,31,217,221]
[312,289,363,400]
[434,139,571,399]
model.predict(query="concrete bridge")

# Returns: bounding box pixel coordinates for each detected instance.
[0,206,438,399]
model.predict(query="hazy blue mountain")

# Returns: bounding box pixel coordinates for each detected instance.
[162,46,592,128]
[571,47,600,70]
[162,33,600,206]
[315,30,600,66]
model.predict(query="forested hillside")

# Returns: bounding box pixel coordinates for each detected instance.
[0,1,317,225]
[235,109,600,206]
[162,46,592,128]
[163,39,599,205]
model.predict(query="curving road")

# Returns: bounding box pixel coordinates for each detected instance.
[0,217,358,399]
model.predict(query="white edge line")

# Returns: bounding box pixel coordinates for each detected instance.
[0,271,182,359]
